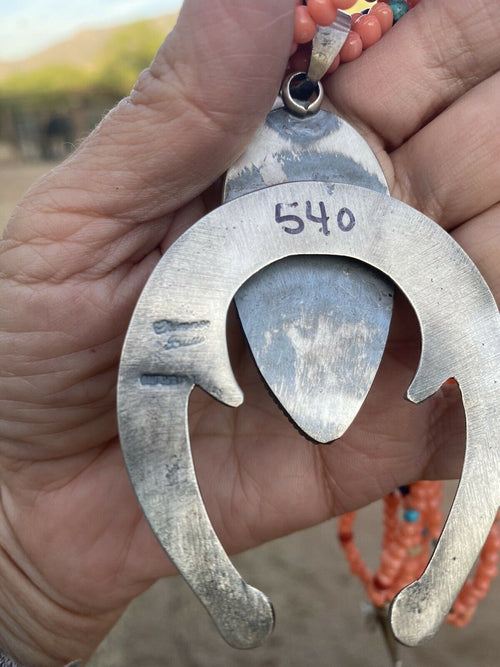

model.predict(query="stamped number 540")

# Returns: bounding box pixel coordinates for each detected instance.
[275,201,355,235]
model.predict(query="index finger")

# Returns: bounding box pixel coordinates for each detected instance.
[1,0,294,281]
[325,0,500,148]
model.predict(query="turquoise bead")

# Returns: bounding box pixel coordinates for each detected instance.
[404,508,420,522]
[388,0,410,23]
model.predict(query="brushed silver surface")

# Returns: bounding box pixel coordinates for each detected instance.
[118,182,500,649]
[223,108,388,201]
[224,108,392,442]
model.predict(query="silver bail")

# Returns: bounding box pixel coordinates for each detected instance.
[306,10,352,83]
[284,10,351,114]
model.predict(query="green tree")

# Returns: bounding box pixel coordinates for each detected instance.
[95,20,167,94]
[1,64,90,95]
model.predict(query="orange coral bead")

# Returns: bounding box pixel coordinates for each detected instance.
[337,480,499,631]
[333,0,357,9]
[340,512,355,526]
[369,590,388,608]
[353,14,383,49]
[410,499,427,512]
[294,5,318,44]
[374,572,392,589]
[460,592,479,609]
[339,30,363,62]
[489,528,500,548]
[396,571,414,590]
[409,484,428,499]
[474,575,492,593]
[380,551,401,570]
[482,551,499,565]
[478,564,498,579]
[370,2,394,33]
[307,0,338,26]
[473,587,488,600]
[326,54,341,73]
[452,600,468,616]
[453,616,469,628]
[400,522,420,537]
[388,542,407,560]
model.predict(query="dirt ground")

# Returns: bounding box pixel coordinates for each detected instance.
[1,162,499,666]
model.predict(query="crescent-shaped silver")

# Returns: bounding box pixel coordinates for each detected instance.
[118,181,500,649]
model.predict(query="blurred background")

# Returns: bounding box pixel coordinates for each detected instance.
[0,0,179,229]
[0,1,181,229]
[0,1,376,226]
[0,1,373,175]
[1,1,499,665]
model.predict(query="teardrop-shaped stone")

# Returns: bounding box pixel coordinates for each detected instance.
[236,255,393,442]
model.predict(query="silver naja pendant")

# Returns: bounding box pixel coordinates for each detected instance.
[118,13,500,654]
[224,106,393,442]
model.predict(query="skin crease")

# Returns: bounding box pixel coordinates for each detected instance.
[0,0,499,664]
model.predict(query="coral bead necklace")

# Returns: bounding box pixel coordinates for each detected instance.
[291,0,416,74]
[338,482,500,629]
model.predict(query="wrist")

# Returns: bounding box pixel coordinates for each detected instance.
[0,537,117,667]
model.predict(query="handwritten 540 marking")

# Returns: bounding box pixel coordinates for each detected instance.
[275,201,355,235]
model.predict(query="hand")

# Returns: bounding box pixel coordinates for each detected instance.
[0,0,498,664]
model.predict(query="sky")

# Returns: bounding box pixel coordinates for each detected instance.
[0,1,372,62]
[0,0,182,61]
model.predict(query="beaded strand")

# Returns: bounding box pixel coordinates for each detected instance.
[338,481,500,627]
[290,0,418,75]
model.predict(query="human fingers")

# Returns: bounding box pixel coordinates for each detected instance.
[452,203,500,305]
[390,71,500,228]
[0,1,294,462]
[2,0,294,277]
[325,0,500,149]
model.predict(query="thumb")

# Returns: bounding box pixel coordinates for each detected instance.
[33,0,294,224]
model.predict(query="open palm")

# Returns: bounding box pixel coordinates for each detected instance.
[0,1,498,664]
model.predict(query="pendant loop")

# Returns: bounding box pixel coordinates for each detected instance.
[281,72,324,116]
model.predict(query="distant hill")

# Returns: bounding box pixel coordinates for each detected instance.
[0,27,123,81]
[0,14,178,95]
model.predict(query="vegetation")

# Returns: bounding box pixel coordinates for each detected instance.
[1,64,90,96]
[94,20,167,93]
[0,16,176,100]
